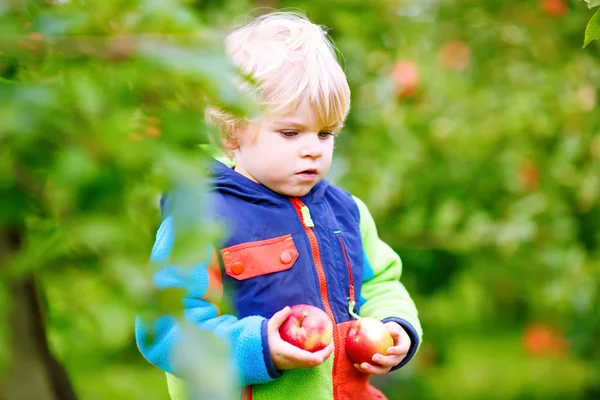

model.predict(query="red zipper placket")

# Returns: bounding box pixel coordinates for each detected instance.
[290,198,344,399]
[290,198,336,319]
[336,231,356,307]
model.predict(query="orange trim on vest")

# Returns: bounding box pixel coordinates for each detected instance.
[204,248,223,314]
[241,385,252,400]
[221,234,299,281]
[334,321,388,400]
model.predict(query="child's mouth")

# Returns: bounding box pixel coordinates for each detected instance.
[297,169,318,181]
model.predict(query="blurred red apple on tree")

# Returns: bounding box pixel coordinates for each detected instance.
[541,0,567,18]
[346,317,394,365]
[523,323,569,356]
[391,60,420,98]
[518,160,541,191]
[439,40,471,71]
[279,304,333,352]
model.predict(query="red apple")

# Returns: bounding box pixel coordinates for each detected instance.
[523,323,569,356]
[346,317,394,365]
[438,40,471,71]
[518,160,541,191]
[279,304,333,352]
[391,60,420,98]
[541,0,567,18]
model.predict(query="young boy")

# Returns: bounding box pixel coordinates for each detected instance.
[136,11,422,400]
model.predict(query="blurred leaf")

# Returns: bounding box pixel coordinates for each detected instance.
[173,323,240,400]
[0,279,7,372]
[71,73,103,117]
[67,217,126,252]
[91,300,134,350]
[105,257,154,303]
[585,1,600,9]
[34,11,91,37]
[154,287,185,316]
[138,44,259,118]
[10,229,68,275]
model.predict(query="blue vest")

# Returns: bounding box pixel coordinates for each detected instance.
[164,161,365,323]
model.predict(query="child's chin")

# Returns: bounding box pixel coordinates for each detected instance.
[276,185,312,198]
[280,190,309,197]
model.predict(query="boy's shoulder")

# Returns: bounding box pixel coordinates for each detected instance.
[322,180,353,200]
[321,181,360,210]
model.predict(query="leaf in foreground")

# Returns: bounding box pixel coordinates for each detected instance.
[583,8,600,48]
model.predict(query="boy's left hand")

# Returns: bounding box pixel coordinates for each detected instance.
[353,322,411,376]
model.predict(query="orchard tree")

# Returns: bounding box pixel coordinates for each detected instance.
[0,1,256,399]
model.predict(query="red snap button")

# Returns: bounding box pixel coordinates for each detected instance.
[280,251,294,264]
[231,262,244,275]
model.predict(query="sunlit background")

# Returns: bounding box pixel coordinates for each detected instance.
[1,0,599,399]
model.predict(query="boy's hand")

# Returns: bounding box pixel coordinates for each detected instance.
[267,306,335,370]
[353,321,411,376]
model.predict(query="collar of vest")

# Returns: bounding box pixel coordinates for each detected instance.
[209,160,329,207]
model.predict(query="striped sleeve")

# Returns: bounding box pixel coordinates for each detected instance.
[353,196,423,369]
[134,216,280,386]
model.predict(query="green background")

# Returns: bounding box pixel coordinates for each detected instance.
[1,0,599,399]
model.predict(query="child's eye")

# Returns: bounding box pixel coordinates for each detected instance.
[318,131,334,139]
[280,130,298,137]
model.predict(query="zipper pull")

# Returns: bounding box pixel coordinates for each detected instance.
[348,300,360,320]
[300,205,314,228]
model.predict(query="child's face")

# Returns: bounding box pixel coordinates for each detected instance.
[228,98,337,197]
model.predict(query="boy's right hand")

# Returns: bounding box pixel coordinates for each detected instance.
[267,306,335,370]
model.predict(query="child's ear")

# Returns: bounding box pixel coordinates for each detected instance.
[221,134,239,150]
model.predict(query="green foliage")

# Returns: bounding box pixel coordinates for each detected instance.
[0,279,7,372]
[585,1,600,9]
[1,0,599,399]
[583,0,600,47]
[1,0,255,398]
[584,8,600,47]
[173,324,241,400]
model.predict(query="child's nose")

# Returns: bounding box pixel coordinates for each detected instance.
[299,136,323,158]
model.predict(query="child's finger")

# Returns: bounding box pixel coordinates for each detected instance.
[281,343,327,368]
[387,341,410,356]
[267,306,291,331]
[387,325,402,340]
[385,323,411,352]
[354,362,390,376]
[387,330,411,355]
[312,343,335,361]
[371,353,402,368]
[279,340,335,367]
[384,322,405,344]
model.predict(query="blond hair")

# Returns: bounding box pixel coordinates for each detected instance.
[206,11,351,147]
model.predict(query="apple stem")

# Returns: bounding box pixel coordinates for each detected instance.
[348,300,361,320]
[295,311,308,328]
